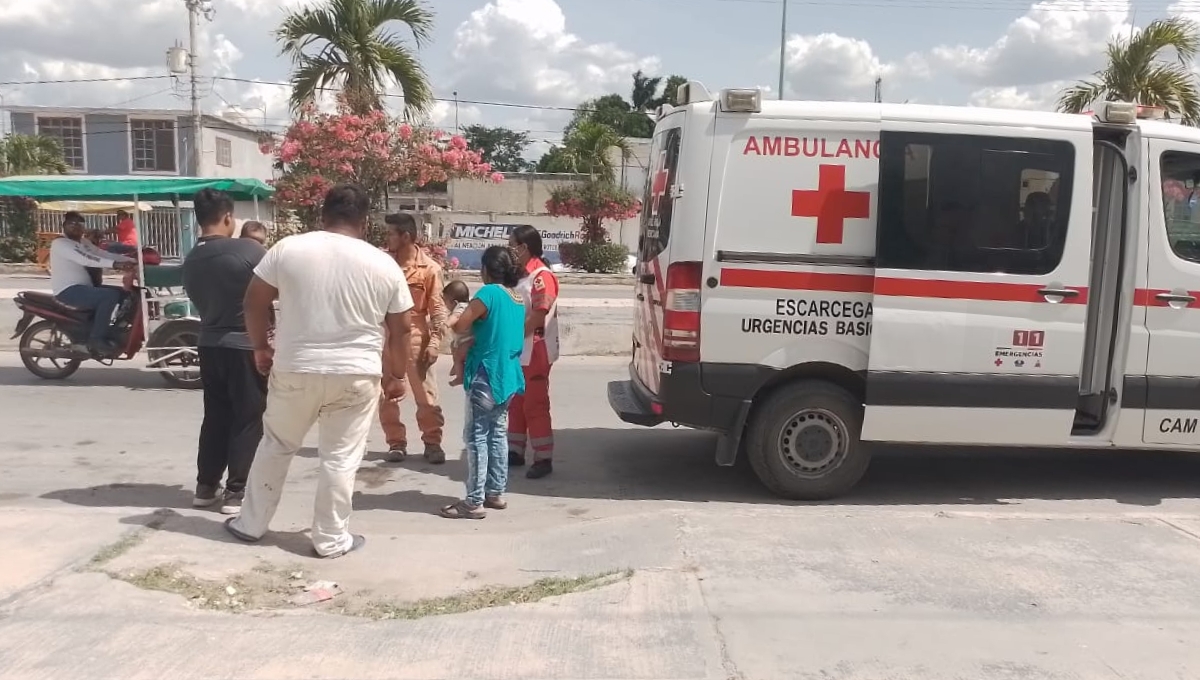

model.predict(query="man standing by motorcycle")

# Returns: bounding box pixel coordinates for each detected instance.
[379,212,448,464]
[50,211,135,356]
[182,189,268,514]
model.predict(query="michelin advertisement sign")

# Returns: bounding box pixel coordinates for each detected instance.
[446,223,580,270]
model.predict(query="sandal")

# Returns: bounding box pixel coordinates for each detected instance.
[484,496,508,510]
[440,500,486,520]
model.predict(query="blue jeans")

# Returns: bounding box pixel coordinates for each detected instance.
[56,284,120,345]
[463,367,510,507]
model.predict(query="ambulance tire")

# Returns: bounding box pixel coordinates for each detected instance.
[745,380,869,501]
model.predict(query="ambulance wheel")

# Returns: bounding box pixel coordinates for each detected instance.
[745,380,869,501]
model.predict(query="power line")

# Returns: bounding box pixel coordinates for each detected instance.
[0,75,170,87]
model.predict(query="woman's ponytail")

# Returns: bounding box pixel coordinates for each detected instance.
[481,245,524,288]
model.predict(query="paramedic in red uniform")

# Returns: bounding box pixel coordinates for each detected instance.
[507,225,559,479]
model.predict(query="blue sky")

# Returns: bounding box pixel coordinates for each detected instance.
[0,0,1193,154]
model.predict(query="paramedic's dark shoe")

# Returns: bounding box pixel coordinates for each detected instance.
[526,460,553,479]
[386,445,408,463]
[424,445,446,465]
[508,451,526,467]
[220,490,243,515]
[192,484,222,508]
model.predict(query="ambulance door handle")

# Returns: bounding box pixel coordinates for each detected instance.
[636,293,645,301]
[1155,292,1196,307]
[1036,287,1080,302]
[639,274,656,285]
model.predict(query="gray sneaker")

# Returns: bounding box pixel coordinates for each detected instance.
[193,484,222,508]
[220,490,243,515]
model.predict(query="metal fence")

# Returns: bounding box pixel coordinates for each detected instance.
[0,207,185,258]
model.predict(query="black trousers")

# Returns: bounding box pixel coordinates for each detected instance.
[197,346,267,493]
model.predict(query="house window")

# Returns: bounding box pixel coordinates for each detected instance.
[216,137,233,167]
[36,117,85,171]
[130,119,177,172]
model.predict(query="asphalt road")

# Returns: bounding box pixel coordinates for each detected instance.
[2,353,1200,679]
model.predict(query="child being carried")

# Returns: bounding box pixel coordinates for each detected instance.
[443,280,474,386]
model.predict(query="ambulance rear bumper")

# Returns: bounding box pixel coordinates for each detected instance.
[608,361,760,435]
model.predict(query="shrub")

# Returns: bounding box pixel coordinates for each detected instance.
[558,241,628,273]
[0,235,36,263]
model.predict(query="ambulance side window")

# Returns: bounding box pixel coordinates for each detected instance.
[876,132,1075,275]
[1160,151,1200,264]
[638,128,682,263]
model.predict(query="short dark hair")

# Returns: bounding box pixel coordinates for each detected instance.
[63,211,84,224]
[193,188,234,228]
[442,279,470,304]
[240,220,267,238]
[385,212,419,241]
[481,245,523,288]
[321,183,371,229]
[510,224,543,257]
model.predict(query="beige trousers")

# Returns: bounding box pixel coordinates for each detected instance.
[232,371,381,557]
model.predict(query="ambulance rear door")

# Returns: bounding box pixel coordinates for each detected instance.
[632,118,685,396]
[861,117,1096,445]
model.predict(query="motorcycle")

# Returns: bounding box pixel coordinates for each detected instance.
[11,278,203,389]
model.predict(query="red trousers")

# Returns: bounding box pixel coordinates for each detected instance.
[507,341,554,461]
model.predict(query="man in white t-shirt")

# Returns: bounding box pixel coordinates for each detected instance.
[226,183,415,559]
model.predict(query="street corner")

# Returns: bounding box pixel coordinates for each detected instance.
[0,506,136,603]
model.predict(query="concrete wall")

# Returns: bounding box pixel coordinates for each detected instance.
[200,121,274,181]
[448,173,580,213]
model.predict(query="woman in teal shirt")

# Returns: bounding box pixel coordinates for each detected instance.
[441,246,527,519]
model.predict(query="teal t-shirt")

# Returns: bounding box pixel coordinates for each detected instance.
[463,283,526,405]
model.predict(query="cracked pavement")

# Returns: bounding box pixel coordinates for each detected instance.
[2,353,1200,679]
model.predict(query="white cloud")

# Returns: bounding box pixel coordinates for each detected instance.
[927,0,1130,87]
[782,33,917,101]
[967,81,1071,110]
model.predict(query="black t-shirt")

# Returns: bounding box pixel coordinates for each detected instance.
[182,235,266,350]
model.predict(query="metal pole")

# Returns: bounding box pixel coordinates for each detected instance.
[777,0,788,100]
[188,3,201,175]
[453,91,459,133]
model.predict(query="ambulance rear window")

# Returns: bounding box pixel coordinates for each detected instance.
[638,127,682,262]
[876,132,1074,276]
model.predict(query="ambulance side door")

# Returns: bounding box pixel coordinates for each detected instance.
[861,126,1095,445]
[1139,140,1200,445]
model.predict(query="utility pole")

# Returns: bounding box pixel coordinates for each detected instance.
[777,0,788,99]
[874,76,882,104]
[453,91,459,133]
[184,0,213,175]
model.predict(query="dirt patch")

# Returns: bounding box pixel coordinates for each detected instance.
[85,509,173,569]
[355,467,395,490]
[336,570,633,620]
[115,562,301,611]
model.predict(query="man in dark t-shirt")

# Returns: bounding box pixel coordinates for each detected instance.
[182,189,267,514]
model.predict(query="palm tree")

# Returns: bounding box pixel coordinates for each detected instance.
[1058,17,1200,125]
[277,0,434,117]
[630,70,663,112]
[0,134,68,176]
[560,122,631,183]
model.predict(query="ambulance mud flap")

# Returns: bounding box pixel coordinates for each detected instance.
[714,400,752,467]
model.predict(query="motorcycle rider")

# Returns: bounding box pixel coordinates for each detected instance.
[50,211,135,356]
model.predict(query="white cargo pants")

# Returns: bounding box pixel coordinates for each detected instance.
[231,371,381,557]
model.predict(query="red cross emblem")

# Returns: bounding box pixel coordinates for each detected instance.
[650,151,670,217]
[791,164,871,244]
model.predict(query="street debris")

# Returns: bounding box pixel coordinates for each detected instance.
[291,580,343,606]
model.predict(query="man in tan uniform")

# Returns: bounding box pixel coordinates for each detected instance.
[379,213,448,463]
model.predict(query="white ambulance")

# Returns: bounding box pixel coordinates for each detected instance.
[607,81,1200,500]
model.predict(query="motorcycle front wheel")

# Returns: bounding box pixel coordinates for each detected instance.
[20,320,83,380]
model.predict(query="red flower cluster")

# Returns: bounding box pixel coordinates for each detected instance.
[265,101,502,212]
[545,180,642,243]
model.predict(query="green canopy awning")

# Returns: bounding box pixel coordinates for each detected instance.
[0,175,274,202]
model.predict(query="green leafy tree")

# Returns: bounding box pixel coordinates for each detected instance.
[535,145,573,173]
[1058,17,1200,125]
[461,124,531,172]
[630,70,663,111]
[566,93,654,139]
[660,75,688,107]
[277,0,434,117]
[0,133,68,176]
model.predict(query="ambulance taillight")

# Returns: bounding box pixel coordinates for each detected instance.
[662,261,703,362]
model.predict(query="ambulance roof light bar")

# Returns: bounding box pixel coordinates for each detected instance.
[1096,100,1137,125]
[719,88,763,113]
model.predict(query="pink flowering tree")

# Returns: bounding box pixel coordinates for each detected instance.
[265,101,502,237]
[545,179,641,244]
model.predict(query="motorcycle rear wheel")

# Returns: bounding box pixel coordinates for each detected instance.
[20,320,83,380]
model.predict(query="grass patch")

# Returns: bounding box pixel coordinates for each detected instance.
[339,569,633,620]
[85,509,173,569]
[115,562,300,611]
